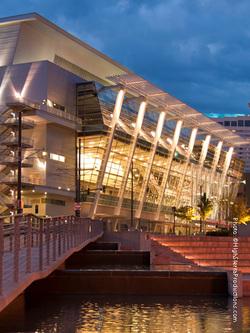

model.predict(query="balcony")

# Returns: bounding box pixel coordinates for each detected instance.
[41,104,82,126]
[1,136,33,148]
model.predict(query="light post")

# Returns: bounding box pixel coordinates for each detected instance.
[75,136,81,217]
[17,111,23,214]
[199,184,203,233]
[172,206,176,234]
[131,159,134,230]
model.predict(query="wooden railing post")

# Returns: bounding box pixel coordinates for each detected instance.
[53,218,56,261]
[72,217,75,246]
[14,215,20,283]
[58,217,62,256]
[26,215,32,273]
[9,215,13,251]
[46,218,50,266]
[70,216,73,248]
[35,218,39,246]
[66,217,70,250]
[63,218,66,253]
[0,217,3,294]
[39,218,43,271]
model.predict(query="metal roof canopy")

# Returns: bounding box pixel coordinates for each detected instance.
[108,74,247,147]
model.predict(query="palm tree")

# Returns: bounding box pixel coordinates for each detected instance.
[197,192,213,233]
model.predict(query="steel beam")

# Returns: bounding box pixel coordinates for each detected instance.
[114,100,147,217]
[175,127,198,207]
[134,111,166,222]
[154,120,183,221]
[89,89,126,218]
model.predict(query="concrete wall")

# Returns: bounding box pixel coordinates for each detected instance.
[100,231,151,251]
[46,123,75,191]
[238,224,250,236]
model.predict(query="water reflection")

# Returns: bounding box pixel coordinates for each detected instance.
[0,295,249,333]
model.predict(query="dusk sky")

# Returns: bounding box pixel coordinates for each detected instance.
[1,0,250,116]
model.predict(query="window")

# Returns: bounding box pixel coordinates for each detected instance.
[224,121,230,126]
[238,120,244,127]
[49,153,65,163]
[218,121,223,125]
[245,120,250,126]
[231,121,237,126]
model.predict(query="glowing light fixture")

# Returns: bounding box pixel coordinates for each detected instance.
[15,91,22,99]
[37,159,47,170]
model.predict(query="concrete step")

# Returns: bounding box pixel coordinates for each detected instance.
[86,242,120,251]
[65,250,150,268]
[26,269,228,296]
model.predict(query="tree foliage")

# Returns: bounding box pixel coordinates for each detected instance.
[197,192,213,222]
[231,199,250,224]
[176,206,195,222]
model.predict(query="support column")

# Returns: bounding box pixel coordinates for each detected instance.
[114,100,147,216]
[134,111,166,221]
[213,147,233,221]
[198,134,211,176]
[175,127,198,207]
[154,120,183,221]
[89,89,126,218]
[207,140,223,197]
[219,147,234,198]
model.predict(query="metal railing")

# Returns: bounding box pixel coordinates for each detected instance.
[0,214,103,295]
[1,118,35,128]
[1,136,34,147]
[41,105,82,126]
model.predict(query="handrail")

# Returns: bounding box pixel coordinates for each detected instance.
[0,215,103,299]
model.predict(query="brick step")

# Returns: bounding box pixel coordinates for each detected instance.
[153,237,250,242]
[243,281,250,296]
[158,242,250,247]
[185,253,250,260]
[194,259,250,267]
[168,247,250,254]
[224,266,250,274]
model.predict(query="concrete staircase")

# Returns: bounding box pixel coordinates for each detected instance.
[152,236,250,273]
[151,239,197,267]
[152,235,250,296]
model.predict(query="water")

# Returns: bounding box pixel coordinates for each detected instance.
[0,295,249,333]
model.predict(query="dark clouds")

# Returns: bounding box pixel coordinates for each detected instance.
[1,0,250,115]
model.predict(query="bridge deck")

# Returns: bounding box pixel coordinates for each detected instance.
[0,215,103,312]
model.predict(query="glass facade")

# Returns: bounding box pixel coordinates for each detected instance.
[77,82,244,226]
